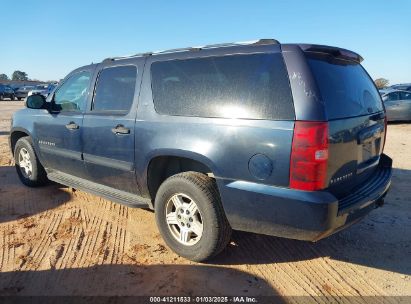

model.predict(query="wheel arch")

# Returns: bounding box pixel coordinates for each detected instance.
[145,150,219,202]
[10,127,31,156]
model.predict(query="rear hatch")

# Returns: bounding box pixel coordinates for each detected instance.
[306,52,386,198]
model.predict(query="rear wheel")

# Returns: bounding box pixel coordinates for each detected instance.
[155,172,232,262]
[14,137,48,187]
[0,94,3,101]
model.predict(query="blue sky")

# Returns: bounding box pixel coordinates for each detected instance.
[1,0,410,84]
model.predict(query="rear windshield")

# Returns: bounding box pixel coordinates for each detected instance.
[307,54,383,119]
[151,53,294,120]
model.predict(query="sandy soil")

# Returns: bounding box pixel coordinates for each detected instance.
[0,101,410,300]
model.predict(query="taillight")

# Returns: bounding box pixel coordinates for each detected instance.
[382,116,387,152]
[289,121,329,191]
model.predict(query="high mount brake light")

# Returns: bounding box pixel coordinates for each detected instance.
[289,121,329,191]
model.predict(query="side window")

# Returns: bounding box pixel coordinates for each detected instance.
[92,65,137,112]
[54,71,91,112]
[400,92,411,100]
[386,92,399,102]
[150,53,294,120]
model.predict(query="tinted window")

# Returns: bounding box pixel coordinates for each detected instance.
[93,65,137,112]
[307,54,383,119]
[54,71,91,112]
[384,92,399,102]
[400,91,411,100]
[151,53,294,120]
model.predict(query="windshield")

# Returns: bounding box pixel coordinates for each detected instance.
[307,54,383,119]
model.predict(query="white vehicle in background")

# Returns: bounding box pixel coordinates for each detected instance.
[27,84,57,98]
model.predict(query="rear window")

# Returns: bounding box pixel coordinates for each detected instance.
[150,53,294,120]
[307,54,383,119]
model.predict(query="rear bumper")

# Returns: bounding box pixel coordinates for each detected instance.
[219,154,392,241]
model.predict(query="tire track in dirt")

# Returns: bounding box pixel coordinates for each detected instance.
[272,240,360,297]
[219,232,397,302]
[24,211,64,271]
[313,244,384,296]
[57,209,82,269]
[237,236,324,301]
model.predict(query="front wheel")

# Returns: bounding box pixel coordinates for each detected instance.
[155,172,232,262]
[14,137,48,187]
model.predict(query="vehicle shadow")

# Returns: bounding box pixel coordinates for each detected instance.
[0,166,72,224]
[0,264,281,298]
[388,121,411,125]
[213,167,411,275]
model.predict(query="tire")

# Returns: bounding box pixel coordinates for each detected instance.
[155,171,232,262]
[0,94,3,101]
[14,137,48,187]
[18,97,22,101]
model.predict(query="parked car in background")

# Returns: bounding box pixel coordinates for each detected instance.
[15,86,35,100]
[382,90,411,121]
[9,84,21,92]
[46,83,57,96]
[27,84,57,98]
[0,85,15,100]
[27,84,49,97]
[390,83,411,91]
[380,83,411,95]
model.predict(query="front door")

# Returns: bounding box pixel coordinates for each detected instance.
[36,69,93,178]
[82,63,141,194]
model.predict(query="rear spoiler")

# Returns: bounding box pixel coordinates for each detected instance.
[297,44,364,63]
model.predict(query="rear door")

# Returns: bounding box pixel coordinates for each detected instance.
[306,54,386,197]
[82,61,143,194]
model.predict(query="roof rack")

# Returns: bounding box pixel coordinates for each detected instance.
[102,38,279,62]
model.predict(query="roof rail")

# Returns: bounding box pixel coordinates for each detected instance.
[102,52,153,62]
[102,38,279,62]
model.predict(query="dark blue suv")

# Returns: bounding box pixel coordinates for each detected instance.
[9,39,392,261]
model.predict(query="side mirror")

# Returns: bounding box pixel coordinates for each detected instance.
[26,94,46,109]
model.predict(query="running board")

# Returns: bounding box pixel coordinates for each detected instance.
[47,170,152,209]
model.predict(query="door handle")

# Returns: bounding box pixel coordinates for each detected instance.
[66,122,79,130]
[111,124,130,135]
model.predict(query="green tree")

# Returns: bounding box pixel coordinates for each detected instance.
[0,73,9,81]
[12,70,28,81]
[374,78,389,89]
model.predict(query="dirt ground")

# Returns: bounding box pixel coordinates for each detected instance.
[0,101,410,301]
